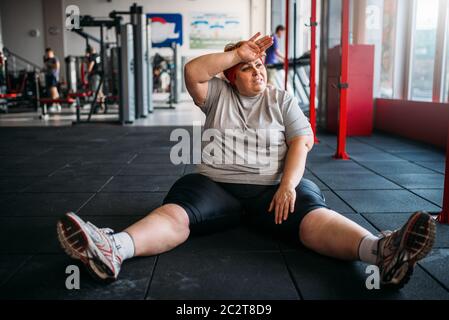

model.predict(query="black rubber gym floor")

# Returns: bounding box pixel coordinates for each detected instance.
[0,126,447,299]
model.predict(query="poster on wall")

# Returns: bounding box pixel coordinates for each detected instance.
[147,13,183,48]
[189,13,242,49]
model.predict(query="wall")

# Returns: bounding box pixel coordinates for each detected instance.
[0,0,46,66]
[63,0,263,58]
[375,99,449,148]
[43,0,66,79]
[0,0,267,76]
[0,10,3,49]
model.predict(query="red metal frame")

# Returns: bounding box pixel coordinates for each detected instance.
[284,0,290,91]
[334,0,350,160]
[438,126,449,224]
[310,0,319,143]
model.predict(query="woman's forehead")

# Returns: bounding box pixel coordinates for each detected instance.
[241,58,264,68]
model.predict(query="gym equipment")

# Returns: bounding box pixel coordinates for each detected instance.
[172,42,181,106]
[120,23,135,123]
[146,23,154,113]
[266,55,311,112]
[70,11,152,124]
[327,45,375,136]
[71,14,122,123]
[133,10,147,118]
[39,97,76,120]
[152,43,180,109]
[110,3,154,117]
[0,48,41,113]
[65,55,88,94]
[334,0,350,160]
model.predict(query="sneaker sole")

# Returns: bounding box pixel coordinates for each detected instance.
[56,213,89,260]
[382,211,436,288]
[56,212,116,282]
[403,212,436,261]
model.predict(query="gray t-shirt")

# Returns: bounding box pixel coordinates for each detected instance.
[197,77,312,185]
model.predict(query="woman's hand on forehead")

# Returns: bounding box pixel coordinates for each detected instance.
[236,32,273,63]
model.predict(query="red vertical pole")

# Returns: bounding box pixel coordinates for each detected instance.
[438,126,449,224]
[284,0,290,91]
[334,0,350,160]
[310,0,319,143]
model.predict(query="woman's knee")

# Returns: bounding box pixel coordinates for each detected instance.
[157,204,191,234]
[299,208,335,247]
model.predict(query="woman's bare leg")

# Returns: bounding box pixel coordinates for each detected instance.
[50,86,59,99]
[299,208,371,260]
[124,204,190,256]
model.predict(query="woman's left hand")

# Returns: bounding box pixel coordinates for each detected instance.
[268,184,296,224]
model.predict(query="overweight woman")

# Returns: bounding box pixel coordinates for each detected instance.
[57,33,435,289]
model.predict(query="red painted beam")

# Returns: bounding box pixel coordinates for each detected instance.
[284,0,290,91]
[310,0,319,143]
[334,0,350,160]
[438,125,449,224]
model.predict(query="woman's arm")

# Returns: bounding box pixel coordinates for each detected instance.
[269,135,314,224]
[184,50,241,107]
[280,135,314,189]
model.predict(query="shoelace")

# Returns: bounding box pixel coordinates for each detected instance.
[101,228,118,251]
[100,228,124,264]
[378,230,394,250]
[379,230,393,238]
[85,222,116,246]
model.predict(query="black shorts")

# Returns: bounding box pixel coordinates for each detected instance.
[45,74,58,88]
[163,173,329,243]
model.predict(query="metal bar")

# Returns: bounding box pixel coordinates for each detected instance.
[73,29,102,45]
[100,25,106,107]
[310,0,319,143]
[438,126,449,224]
[266,56,310,70]
[34,72,40,112]
[2,47,42,71]
[293,0,297,95]
[87,76,103,122]
[334,0,350,160]
[284,0,290,91]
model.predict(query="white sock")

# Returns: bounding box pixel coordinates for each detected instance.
[358,234,379,265]
[112,232,135,261]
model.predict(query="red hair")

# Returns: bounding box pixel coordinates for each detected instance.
[223,65,240,86]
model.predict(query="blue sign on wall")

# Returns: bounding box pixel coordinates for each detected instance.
[147,13,183,48]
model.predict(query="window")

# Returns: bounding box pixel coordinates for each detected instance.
[363,0,384,98]
[380,0,397,98]
[410,0,440,101]
[444,8,449,103]
[445,47,449,103]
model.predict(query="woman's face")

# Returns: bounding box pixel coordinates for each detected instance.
[234,58,267,97]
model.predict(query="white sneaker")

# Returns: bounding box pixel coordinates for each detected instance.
[376,211,436,289]
[48,105,58,113]
[57,212,123,282]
